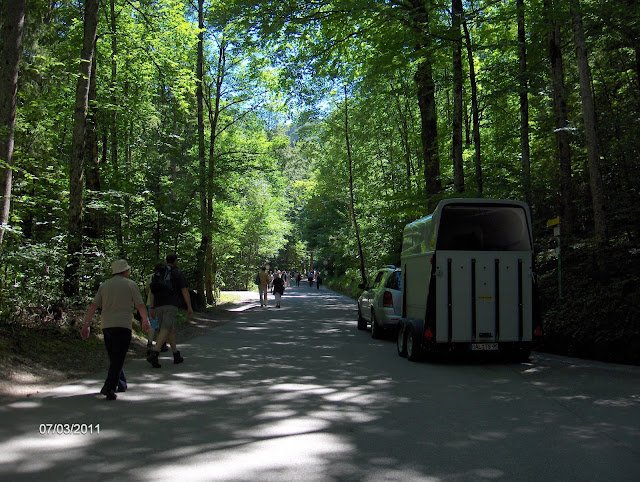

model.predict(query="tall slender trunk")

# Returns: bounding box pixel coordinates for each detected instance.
[462,18,482,196]
[109,0,122,254]
[344,84,367,286]
[517,0,531,204]
[84,51,101,241]
[544,0,574,238]
[452,0,464,193]
[391,81,413,192]
[570,0,607,246]
[204,40,227,305]
[0,0,26,249]
[63,0,99,298]
[194,0,206,307]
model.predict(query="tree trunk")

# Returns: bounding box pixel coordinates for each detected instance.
[344,84,367,286]
[462,18,482,196]
[517,0,531,204]
[408,0,441,200]
[544,0,574,238]
[84,51,101,241]
[452,0,464,193]
[63,0,99,298]
[391,80,414,192]
[194,0,206,307]
[0,0,26,249]
[570,0,608,246]
[204,39,226,306]
[109,0,123,254]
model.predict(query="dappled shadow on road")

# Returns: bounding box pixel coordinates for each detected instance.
[1,287,639,480]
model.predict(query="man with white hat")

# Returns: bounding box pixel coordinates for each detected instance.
[82,259,150,400]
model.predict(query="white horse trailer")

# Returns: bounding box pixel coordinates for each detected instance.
[397,199,536,361]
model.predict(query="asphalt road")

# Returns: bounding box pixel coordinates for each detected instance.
[1,285,639,481]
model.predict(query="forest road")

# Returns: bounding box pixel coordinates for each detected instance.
[1,284,639,481]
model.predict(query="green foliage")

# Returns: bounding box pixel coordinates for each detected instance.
[1,0,639,364]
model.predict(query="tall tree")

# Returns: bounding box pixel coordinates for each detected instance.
[409,0,441,198]
[344,85,367,286]
[544,0,574,237]
[0,0,26,249]
[570,0,607,246]
[517,0,531,203]
[195,0,207,307]
[109,0,123,254]
[462,16,482,196]
[63,0,100,298]
[452,0,464,193]
[84,50,100,241]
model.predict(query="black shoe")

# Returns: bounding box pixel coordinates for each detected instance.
[100,386,117,400]
[160,342,169,352]
[173,351,184,364]
[116,384,127,393]
[147,351,161,368]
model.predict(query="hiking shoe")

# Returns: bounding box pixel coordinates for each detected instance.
[100,386,117,400]
[147,351,161,368]
[173,351,184,364]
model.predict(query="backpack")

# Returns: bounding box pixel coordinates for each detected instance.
[254,273,260,285]
[150,265,174,296]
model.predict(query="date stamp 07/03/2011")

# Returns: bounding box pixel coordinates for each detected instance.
[39,424,100,435]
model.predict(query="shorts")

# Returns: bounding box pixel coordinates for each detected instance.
[155,305,178,331]
[147,307,159,330]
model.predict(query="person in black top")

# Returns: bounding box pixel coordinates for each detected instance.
[147,253,193,368]
[272,272,286,308]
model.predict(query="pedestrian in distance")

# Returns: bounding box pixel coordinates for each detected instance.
[295,271,301,287]
[316,272,322,290]
[82,259,150,401]
[146,253,193,368]
[272,272,285,308]
[258,266,270,307]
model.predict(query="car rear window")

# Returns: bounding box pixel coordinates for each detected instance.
[386,271,401,290]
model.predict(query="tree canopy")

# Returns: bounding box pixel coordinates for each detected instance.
[0,0,638,333]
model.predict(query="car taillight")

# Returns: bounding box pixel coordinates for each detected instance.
[424,326,434,339]
[383,291,393,307]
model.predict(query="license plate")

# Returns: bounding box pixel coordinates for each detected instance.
[471,343,498,351]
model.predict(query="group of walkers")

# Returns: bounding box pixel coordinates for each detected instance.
[82,254,326,401]
[257,267,288,308]
[256,267,323,308]
[81,253,193,401]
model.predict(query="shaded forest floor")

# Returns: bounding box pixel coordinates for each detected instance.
[535,239,640,365]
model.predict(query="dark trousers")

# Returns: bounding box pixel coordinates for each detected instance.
[102,327,131,392]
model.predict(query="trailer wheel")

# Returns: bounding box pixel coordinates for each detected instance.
[396,324,407,357]
[357,306,367,331]
[406,326,423,362]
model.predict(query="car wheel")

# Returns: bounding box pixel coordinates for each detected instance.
[406,326,422,362]
[370,309,381,339]
[357,305,367,331]
[397,323,407,357]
